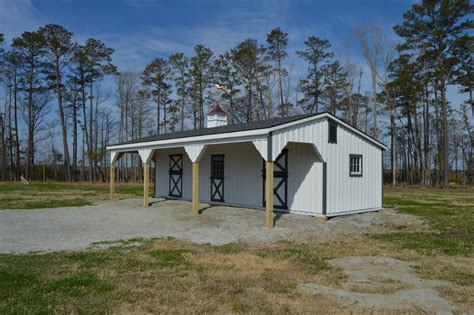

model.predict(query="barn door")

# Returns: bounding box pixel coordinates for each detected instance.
[168,154,183,197]
[262,148,288,210]
[210,154,225,202]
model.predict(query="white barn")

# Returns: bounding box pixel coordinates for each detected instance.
[107,104,386,228]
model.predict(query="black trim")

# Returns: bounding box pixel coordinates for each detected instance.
[262,148,289,210]
[267,131,273,161]
[381,150,384,207]
[349,154,363,177]
[210,154,225,202]
[168,154,183,197]
[322,161,327,215]
[328,119,338,144]
[154,156,157,198]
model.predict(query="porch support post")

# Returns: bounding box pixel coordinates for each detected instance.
[184,144,206,216]
[110,164,116,201]
[109,151,122,201]
[138,149,154,208]
[192,162,199,215]
[143,162,150,207]
[265,161,274,229]
[265,131,274,229]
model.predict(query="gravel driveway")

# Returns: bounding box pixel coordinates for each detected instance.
[0,198,423,253]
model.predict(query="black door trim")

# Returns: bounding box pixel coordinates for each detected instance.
[210,154,225,202]
[168,154,183,197]
[262,148,289,210]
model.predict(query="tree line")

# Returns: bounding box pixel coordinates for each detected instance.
[0,0,472,186]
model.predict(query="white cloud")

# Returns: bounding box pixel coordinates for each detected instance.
[0,0,43,41]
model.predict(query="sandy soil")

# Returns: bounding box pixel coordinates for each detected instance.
[0,197,425,253]
[300,256,457,314]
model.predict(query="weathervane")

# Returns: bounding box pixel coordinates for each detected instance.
[213,83,232,102]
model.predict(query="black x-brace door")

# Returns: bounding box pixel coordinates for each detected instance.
[210,154,225,202]
[168,154,183,198]
[262,148,289,210]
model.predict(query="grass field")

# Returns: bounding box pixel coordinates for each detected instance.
[0,184,472,313]
[0,182,148,209]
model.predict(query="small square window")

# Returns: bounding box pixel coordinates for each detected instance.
[328,121,337,144]
[349,154,362,177]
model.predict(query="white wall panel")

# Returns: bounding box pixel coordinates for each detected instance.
[273,118,383,215]
[154,141,323,214]
[154,147,193,200]
[153,117,383,216]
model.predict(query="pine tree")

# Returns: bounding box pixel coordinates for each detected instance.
[12,31,48,179]
[169,52,189,131]
[38,24,74,181]
[323,60,348,115]
[394,0,473,187]
[212,52,240,123]
[296,36,334,114]
[189,45,213,128]
[266,27,288,116]
[142,57,172,134]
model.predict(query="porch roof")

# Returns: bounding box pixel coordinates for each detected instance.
[107,112,387,151]
[112,113,315,146]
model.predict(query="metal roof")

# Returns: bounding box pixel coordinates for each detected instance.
[207,103,229,116]
[113,113,316,146]
[109,112,386,150]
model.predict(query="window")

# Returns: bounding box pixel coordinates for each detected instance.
[328,120,337,144]
[349,154,362,177]
[211,154,225,179]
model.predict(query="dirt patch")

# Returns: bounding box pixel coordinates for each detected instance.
[0,198,428,253]
[295,208,429,244]
[299,256,457,314]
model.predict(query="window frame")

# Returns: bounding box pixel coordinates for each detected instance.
[210,154,225,179]
[328,120,337,144]
[349,154,363,177]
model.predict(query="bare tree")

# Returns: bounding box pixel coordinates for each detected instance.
[355,26,383,139]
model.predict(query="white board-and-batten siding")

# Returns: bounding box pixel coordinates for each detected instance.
[272,117,383,215]
[112,113,385,217]
[154,141,323,215]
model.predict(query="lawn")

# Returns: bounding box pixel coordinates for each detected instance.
[378,185,474,256]
[0,182,149,209]
[0,184,472,313]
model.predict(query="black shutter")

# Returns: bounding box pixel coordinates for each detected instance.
[328,120,337,144]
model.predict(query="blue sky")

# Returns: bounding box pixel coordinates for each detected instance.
[0,0,466,114]
[1,0,411,73]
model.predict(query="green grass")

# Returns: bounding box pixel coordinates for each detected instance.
[0,253,116,313]
[149,249,190,268]
[376,186,474,256]
[43,272,113,296]
[0,198,92,209]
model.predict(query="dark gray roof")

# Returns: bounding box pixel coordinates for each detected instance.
[112,113,317,146]
[110,111,386,149]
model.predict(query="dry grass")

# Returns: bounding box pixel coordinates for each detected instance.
[2,235,472,313]
[0,184,473,313]
[0,182,148,209]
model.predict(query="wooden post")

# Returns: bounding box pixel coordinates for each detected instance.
[110,164,115,201]
[192,162,199,215]
[143,162,150,207]
[265,161,274,229]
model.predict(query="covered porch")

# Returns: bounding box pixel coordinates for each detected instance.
[108,133,324,229]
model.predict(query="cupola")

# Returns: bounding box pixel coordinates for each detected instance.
[206,103,228,128]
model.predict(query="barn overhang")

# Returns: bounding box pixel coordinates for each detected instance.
[106,112,387,156]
